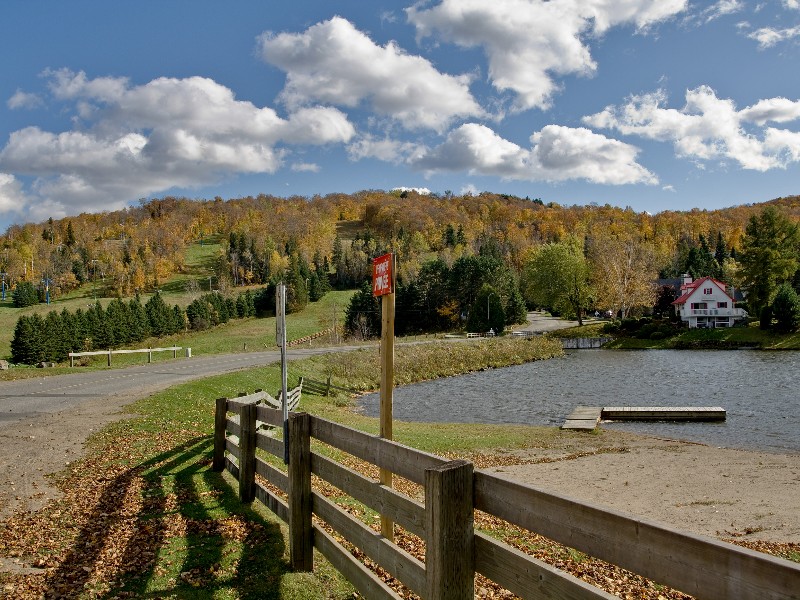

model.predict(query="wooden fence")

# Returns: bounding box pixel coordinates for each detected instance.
[68,346,187,367]
[300,376,355,397]
[213,399,800,600]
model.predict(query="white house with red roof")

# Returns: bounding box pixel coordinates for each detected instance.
[672,274,748,328]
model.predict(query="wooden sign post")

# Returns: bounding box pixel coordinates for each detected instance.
[276,282,289,464]
[373,253,395,541]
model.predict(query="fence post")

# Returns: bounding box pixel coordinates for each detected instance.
[288,411,313,572]
[173,347,177,359]
[326,376,331,397]
[148,347,152,363]
[107,349,112,367]
[70,353,74,368]
[425,459,474,599]
[212,397,228,472]
[238,402,257,503]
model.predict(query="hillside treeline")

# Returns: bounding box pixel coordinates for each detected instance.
[11,291,256,365]
[3,190,800,328]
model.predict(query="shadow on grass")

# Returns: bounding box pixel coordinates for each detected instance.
[41,436,289,599]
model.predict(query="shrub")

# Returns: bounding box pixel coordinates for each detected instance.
[771,283,800,333]
[12,281,39,307]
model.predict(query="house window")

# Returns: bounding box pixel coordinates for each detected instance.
[718,302,728,308]
[691,302,707,310]
[703,287,713,295]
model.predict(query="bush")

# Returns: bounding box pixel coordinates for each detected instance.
[12,281,39,307]
[649,331,666,340]
[771,283,800,333]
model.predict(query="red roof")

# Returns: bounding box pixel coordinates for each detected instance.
[672,276,734,306]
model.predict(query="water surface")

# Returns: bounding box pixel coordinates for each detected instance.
[358,350,799,453]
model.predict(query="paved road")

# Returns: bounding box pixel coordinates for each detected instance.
[0,346,363,429]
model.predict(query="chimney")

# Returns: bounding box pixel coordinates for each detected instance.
[682,273,692,286]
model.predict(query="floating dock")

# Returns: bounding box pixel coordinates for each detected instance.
[561,406,603,430]
[561,406,726,430]
[601,406,726,421]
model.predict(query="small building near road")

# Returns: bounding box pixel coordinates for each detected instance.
[672,274,748,328]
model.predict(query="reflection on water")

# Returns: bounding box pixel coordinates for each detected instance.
[358,350,800,453]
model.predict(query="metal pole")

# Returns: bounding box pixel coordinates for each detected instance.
[277,282,289,464]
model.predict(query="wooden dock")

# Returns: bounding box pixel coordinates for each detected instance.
[601,406,726,421]
[561,405,726,430]
[560,406,602,430]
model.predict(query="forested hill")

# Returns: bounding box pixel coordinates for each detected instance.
[1,190,798,307]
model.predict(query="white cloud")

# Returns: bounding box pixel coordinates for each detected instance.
[585,86,800,171]
[258,16,483,131]
[460,183,479,196]
[412,123,656,185]
[407,0,687,111]
[291,162,320,173]
[347,136,424,163]
[7,90,43,110]
[0,173,27,214]
[0,70,355,221]
[690,0,743,23]
[785,0,800,10]
[747,25,800,48]
[392,187,431,195]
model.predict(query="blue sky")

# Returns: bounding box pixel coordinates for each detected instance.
[1,1,800,231]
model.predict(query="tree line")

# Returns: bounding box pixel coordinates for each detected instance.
[10,290,256,365]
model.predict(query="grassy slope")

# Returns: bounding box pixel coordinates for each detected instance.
[0,239,356,375]
[1,338,578,599]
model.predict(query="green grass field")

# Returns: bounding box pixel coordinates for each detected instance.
[0,239,355,369]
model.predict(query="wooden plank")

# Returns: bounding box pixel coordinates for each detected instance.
[602,406,726,421]
[256,430,284,458]
[312,491,426,597]
[226,417,240,438]
[310,416,446,485]
[256,404,283,428]
[475,533,616,600]
[255,457,289,493]
[225,456,239,481]
[380,289,396,540]
[225,438,240,460]
[289,412,313,571]
[311,452,426,538]
[213,397,227,472]
[425,460,474,600]
[313,525,402,600]
[238,403,257,503]
[254,481,289,524]
[561,406,601,430]
[561,419,600,431]
[474,471,800,600]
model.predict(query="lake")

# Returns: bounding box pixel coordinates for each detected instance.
[358,349,800,453]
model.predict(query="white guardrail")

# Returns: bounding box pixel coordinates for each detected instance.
[68,346,190,367]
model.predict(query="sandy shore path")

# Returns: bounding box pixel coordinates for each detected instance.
[488,431,800,543]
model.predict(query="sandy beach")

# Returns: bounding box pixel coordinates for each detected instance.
[487,430,800,544]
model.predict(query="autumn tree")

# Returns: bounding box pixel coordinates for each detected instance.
[589,233,657,318]
[739,206,800,323]
[521,239,593,324]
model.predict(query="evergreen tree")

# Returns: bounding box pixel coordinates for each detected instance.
[771,283,800,333]
[145,292,171,337]
[11,315,43,364]
[172,304,187,333]
[344,282,380,339]
[740,206,800,319]
[12,281,39,307]
[467,284,505,334]
[504,285,528,325]
[43,310,67,362]
[128,296,151,342]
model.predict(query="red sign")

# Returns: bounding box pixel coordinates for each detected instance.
[372,253,394,297]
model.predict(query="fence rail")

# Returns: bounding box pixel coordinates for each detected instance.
[68,346,187,367]
[213,400,800,600]
[300,376,355,397]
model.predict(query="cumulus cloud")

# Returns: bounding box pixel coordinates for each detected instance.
[407,0,687,111]
[585,86,800,171]
[0,70,355,221]
[747,25,800,48]
[0,173,27,214]
[412,123,656,185]
[7,90,43,110]
[347,135,424,163]
[258,16,483,131]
